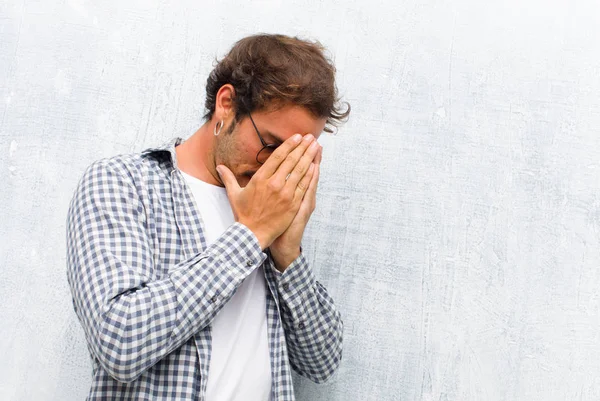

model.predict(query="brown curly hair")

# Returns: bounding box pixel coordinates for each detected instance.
[204,34,350,133]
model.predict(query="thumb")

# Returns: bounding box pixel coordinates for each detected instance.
[216,164,240,196]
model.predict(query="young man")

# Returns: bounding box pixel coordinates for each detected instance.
[66,34,350,401]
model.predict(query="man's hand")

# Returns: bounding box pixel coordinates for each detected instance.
[270,145,322,272]
[217,133,320,250]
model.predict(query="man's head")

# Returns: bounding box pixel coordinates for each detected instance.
[197,34,349,187]
[204,33,349,132]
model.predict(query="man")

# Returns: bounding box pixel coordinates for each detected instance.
[66,33,349,401]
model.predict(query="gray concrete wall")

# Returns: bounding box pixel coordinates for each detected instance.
[2,0,599,399]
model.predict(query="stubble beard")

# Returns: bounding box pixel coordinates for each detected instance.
[213,119,252,186]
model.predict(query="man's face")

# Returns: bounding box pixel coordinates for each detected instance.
[214,104,327,187]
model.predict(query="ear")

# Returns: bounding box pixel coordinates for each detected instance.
[215,84,236,121]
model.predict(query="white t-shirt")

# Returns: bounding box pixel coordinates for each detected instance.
[180,170,272,401]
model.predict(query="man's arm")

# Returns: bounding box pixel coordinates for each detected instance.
[269,254,344,383]
[66,160,265,383]
[267,149,344,383]
[219,132,342,380]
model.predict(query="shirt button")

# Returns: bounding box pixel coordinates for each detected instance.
[246,259,253,267]
[282,283,290,292]
[298,322,305,330]
[210,295,218,303]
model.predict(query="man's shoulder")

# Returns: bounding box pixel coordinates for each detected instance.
[80,152,148,187]
[81,138,181,184]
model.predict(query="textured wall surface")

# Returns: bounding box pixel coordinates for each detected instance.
[2,0,600,400]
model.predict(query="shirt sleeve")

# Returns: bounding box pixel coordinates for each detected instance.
[267,252,344,383]
[66,160,266,383]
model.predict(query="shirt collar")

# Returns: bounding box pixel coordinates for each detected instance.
[141,137,185,170]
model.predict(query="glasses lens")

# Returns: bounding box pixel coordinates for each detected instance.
[257,146,274,164]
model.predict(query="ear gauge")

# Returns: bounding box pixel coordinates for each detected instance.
[214,120,224,136]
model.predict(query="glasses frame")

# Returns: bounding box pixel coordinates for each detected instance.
[248,113,279,164]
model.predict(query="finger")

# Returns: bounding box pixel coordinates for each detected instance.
[293,162,315,202]
[216,164,241,198]
[316,144,323,165]
[256,133,303,179]
[284,140,320,189]
[303,160,320,205]
[293,162,319,225]
[275,135,318,186]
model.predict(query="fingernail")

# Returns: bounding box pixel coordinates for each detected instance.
[292,134,302,142]
[303,134,314,142]
[215,166,222,175]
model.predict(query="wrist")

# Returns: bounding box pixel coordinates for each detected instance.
[238,220,271,250]
[270,246,301,272]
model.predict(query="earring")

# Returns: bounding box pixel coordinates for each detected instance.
[214,120,224,136]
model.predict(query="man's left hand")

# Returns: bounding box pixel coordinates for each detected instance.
[270,145,322,272]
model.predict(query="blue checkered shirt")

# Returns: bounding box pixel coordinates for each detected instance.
[66,137,343,400]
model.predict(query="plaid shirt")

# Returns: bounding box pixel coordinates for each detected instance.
[66,137,343,400]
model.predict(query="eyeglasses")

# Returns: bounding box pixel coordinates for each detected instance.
[248,113,279,164]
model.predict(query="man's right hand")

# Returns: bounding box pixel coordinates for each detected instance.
[216,133,320,250]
